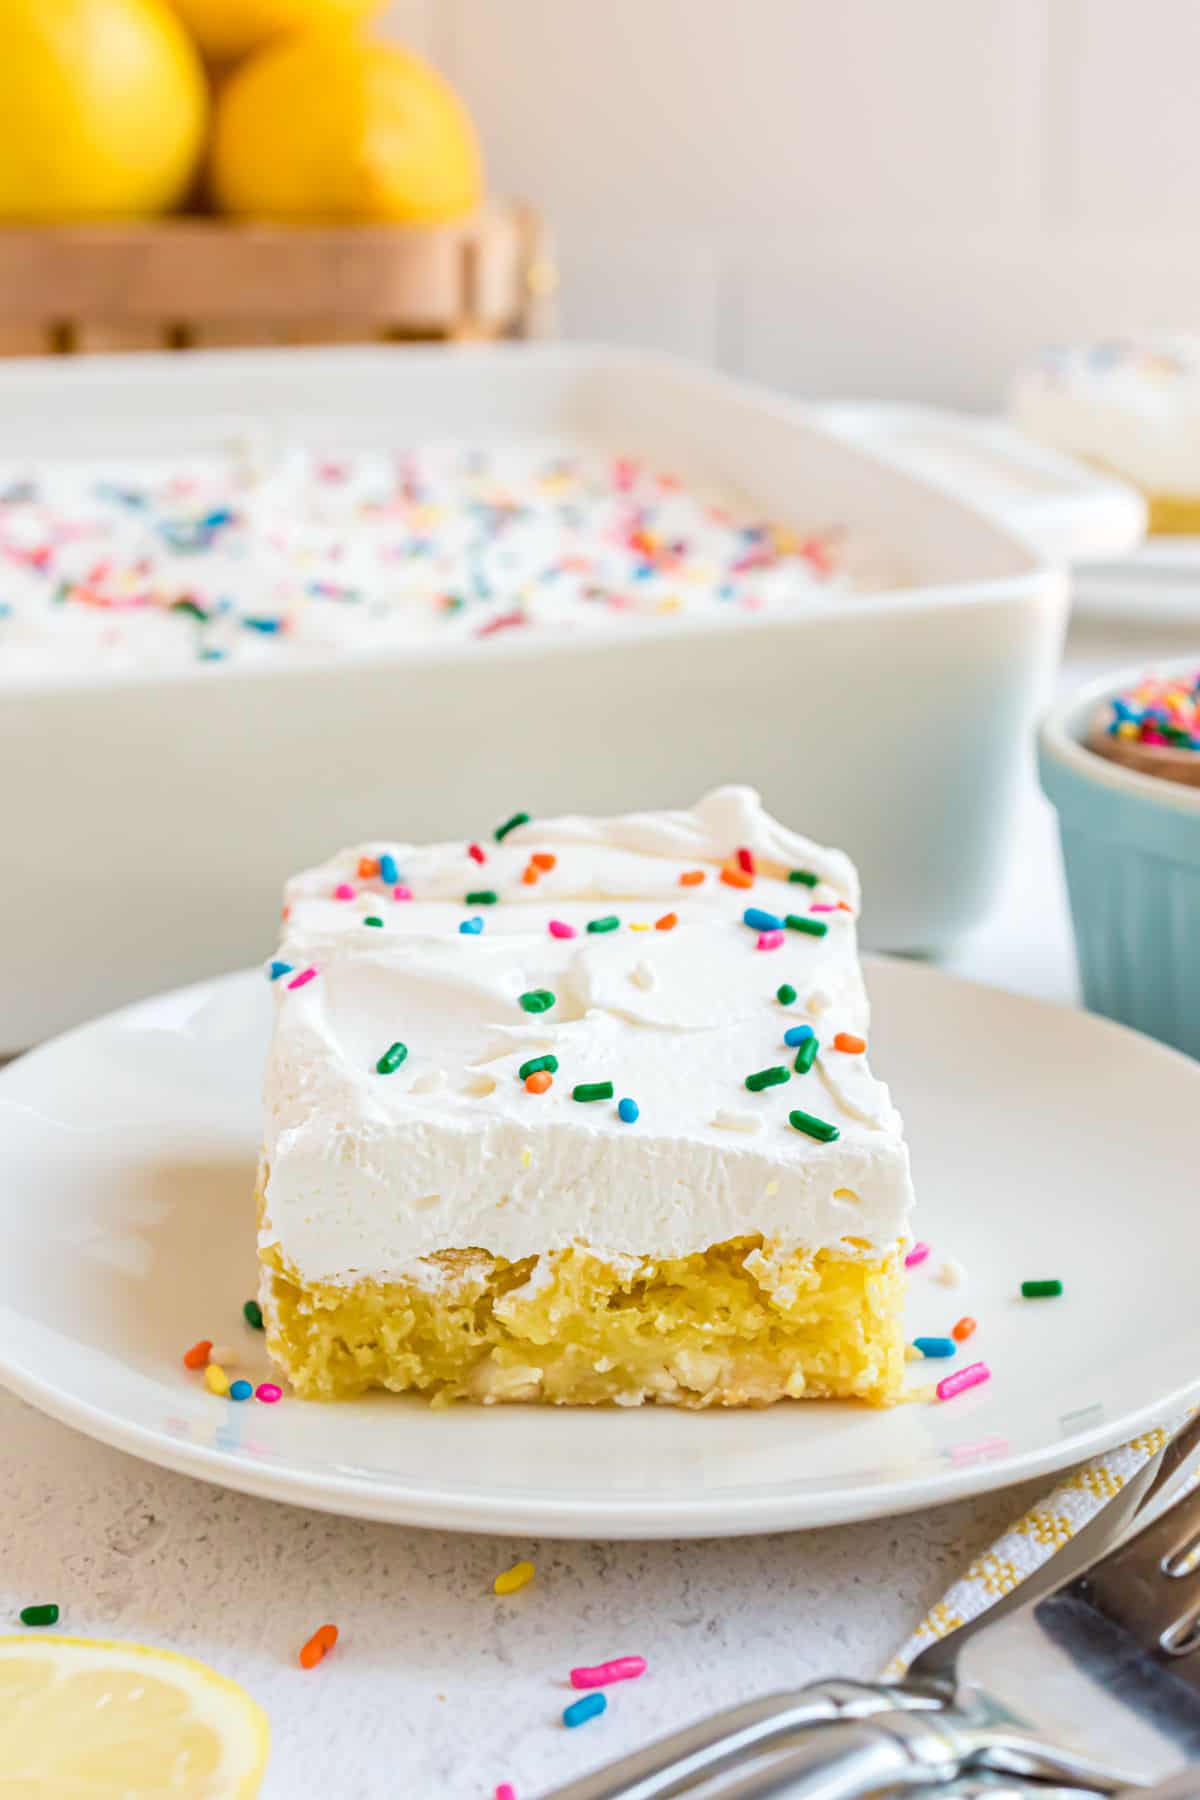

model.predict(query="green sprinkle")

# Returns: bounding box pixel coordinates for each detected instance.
[789,1108,840,1143]
[776,983,797,1005]
[518,1054,559,1081]
[587,915,620,934]
[171,598,208,622]
[573,1081,614,1102]
[495,811,530,842]
[363,916,383,927]
[746,1065,790,1092]
[376,1041,409,1074]
[793,1036,819,1074]
[243,1299,264,1330]
[19,1604,58,1628]
[786,915,828,938]
[1021,1279,1063,1299]
[789,869,818,887]
[466,889,498,905]
[519,989,556,1014]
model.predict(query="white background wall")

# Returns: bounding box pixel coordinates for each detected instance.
[382,0,1200,409]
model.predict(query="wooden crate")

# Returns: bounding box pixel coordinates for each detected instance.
[0,204,557,355]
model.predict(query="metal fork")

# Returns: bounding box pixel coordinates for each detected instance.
[539,1410,1200,1800]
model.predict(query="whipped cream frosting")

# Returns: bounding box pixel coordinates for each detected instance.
[0,442,857,679]
[260,787,914,1285]
[1012,336,1200,493]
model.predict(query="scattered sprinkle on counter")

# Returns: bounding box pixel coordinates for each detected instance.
[574,1081,614,1103]
[19,1604,59,1627]
[243,1299,264,1330]
[617,1098,639,1123]
[937,1361,990,1402]
[1021,1279,1063,1298]
[495,811,530,842]
[905,1241,931,1269]
[913,1336,956,1359]
[495,1786,518,1800]
[570,1656,646,1689]
[376,1041,409,1075]
[563,1693,607,1728]
[494,1560,535,1596]
[299,1624,338,1670]
[788,1107,840,1143]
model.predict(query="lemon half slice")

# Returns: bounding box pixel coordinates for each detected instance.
[0,1636,269,1798]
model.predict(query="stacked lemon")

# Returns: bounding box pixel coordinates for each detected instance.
[0,0,482,224]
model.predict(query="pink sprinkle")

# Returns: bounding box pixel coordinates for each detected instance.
[736,847,755,874]
[548,919,577,939]
[905,1241,930,1269]
[287,968,317,991]
[570,1656,647,1690]
[810,904,837,913]
[937,1361,991,1403]
[757,930,784,951]
[393,885,413,901]
[495,1787,517,1800]
[469,843,486,864]
[333,883,356,901]
[255,1383,283,1404]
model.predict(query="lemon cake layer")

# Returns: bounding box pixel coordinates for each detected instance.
[258,786,916,1406]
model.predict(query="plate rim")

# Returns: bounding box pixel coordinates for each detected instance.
[1,955,1198,1540]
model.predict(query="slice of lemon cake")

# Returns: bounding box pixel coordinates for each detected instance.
[257,787,914,1407]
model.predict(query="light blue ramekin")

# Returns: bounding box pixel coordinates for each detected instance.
[1038,661,1200,1060]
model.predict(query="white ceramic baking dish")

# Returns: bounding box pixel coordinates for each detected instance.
[0,344,1068,1049]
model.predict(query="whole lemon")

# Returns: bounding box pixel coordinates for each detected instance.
[168,0,380,65]
[211,35,482,224]
[0,0,207,222]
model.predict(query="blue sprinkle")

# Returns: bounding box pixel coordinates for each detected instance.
[268,961,293,981]
[743,907,783,933]
[198,646,227,662]
[229,1379,253,1401]
[617,1097,639,1124]
[564,1693,607,1728]
[243,616,282,634]
[202,508,235,529]
[783,1024,815,1047]
[379,852,399,885]
[460,916,485,935]
[913,1336,957,1359]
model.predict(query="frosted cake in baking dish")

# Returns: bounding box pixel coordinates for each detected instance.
[257,787,915,1408]
[0,443,866,675]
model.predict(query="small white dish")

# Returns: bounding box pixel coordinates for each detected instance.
[0,956,1195,1540]
[1073,537,1200,624]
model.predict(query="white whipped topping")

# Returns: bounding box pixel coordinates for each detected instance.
[0,442,857,679]
[260,787,913,1284]
[1011,336,1200,494]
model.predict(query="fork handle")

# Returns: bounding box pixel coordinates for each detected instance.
[536,1681,939,1800]
[677,1712,966,1800]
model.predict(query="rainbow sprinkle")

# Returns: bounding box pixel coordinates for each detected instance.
[937,1361,991,1402]
[1104,671,1200,748]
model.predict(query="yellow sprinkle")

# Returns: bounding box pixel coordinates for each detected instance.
[205,1363,230,1397]
[1117,720,1139,738]
[521,1147,533,1169]
[494,1560,535,1596]
[655,596,683,613]
[629,921,651,931]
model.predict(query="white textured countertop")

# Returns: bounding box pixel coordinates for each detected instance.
[1,614,1191,1800]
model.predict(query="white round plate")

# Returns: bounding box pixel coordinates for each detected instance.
[1074,537,1200,623]
[1,958,1196,1539]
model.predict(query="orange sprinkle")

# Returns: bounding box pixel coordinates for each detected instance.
[299,1624,338,1670]
[358,856,379,880]
[531,853,557,872]
[183,1339,212,1371]
[833,1032,866,1054]
[655,911,678,931]
[721,867,753,890]
[522,864,540,885]
[837,901,854,912]
[525,1070,553,1094]
[952,1316,977,1343]
[281,904,291,921]
[679,870,705,886]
